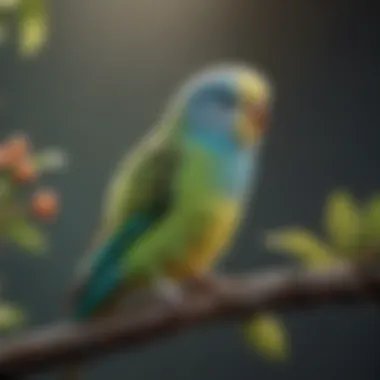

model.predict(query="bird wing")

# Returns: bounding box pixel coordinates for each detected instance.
[69,131,180,319]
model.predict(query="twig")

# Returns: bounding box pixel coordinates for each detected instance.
[0,264,379,376]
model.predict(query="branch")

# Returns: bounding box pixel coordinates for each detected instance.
[0,264,379,376]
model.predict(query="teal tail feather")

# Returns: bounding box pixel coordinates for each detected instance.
[74,212,156,320]
[63,213,159,380]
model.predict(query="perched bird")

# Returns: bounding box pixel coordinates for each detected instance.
[63,62,273,379]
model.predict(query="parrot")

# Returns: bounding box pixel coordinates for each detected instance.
[62,62,273,379]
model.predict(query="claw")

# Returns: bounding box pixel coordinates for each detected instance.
[186,273,220,294]
[154,277,184,306]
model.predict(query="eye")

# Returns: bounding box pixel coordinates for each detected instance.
[214,91,236,110]
[203,94,235,126]
[188,86,237,126]
[202,92,236,123]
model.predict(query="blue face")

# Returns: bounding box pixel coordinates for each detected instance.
[183,74,242,153]
[176,65,270,198]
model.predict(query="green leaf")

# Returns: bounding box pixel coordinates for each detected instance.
[244,313,289,361]
[324,190,361,255]
[266,228,338,268]
[7,217,48,254]
[0,0,21,12]
[0,176,13,200]
[18,0,49,58]
[362,194,380,250]
[0,178,9,202]
[0,189,19,235]
[0,0,19,45]
[33,148,68,173]
[0,302,25,331]
[0,19,8,46]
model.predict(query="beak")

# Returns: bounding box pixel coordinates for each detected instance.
[236,101,269,146]
[248,102,269,133]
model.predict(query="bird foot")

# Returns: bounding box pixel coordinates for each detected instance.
[185,273,220,295]
[154,277,184,307]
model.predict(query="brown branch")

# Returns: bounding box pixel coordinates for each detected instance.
[0,264,379,377]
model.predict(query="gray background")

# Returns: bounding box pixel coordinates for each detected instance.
[1,0,379,379]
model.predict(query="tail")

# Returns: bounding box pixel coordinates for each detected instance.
[60,363,83,380]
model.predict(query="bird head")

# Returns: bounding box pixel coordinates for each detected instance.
[171,63,273,151]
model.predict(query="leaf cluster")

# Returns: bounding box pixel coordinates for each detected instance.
[244,189,380,362]
[0,0,49,58]
[0,132,67,332]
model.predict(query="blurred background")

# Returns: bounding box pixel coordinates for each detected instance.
[1,0,380,379]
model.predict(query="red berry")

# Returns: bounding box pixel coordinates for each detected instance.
[31,189,59,221]
[12,158,38,184]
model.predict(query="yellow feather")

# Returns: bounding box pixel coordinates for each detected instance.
[165,199,241,279]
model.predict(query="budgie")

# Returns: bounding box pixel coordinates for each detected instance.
[63,62,273,379]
